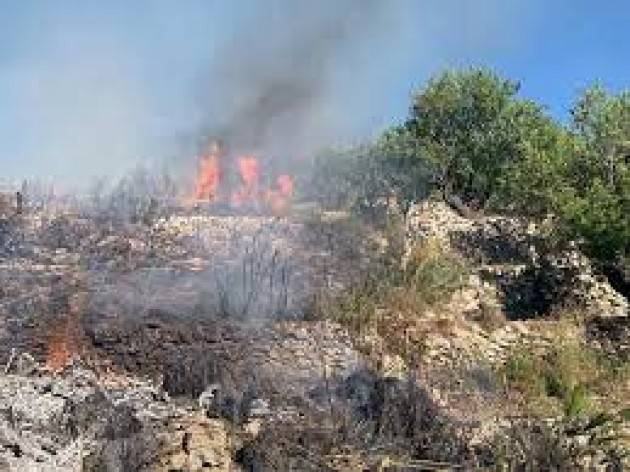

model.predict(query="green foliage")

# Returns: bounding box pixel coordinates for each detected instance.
[308,142,433,219]
[493,125,574,217]
[571,85,630,177]
[308,68,563,216]
[554,178,629,260]
[308,70,628,266]
[501,340,629,418]
[403,75,629,264]
[563,384,590,418]
[397,68,562,208]
[503,84,629,262]
[317,234,467,361]
[404,237,469,304]
[556,86,630,262]
[503,351,546,397]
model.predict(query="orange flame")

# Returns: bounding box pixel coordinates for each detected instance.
[45,292,86,372]
[195,152,222,202]
[276,174,294,197]
[46,326,73,371]
[266,174,294,215]
[192,145,293,213]
[232,155,261,207]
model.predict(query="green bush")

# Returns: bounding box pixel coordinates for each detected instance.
[503,351,546,398]
[500,340,629,417]
[318,236,467,361]
[404,237,469,304]
[558,86,629,262]
[309,70,629,267]
[385,68,564,209]
[564,384,590,418]
[501,84,629,264]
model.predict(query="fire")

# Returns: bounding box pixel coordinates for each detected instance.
[276,174,294,197]
[231,155,261,207]
[193,141,294,214]
[265,174,294,215]
[46,324,74,371]
[45,292,86,372]
[195,143,223,202]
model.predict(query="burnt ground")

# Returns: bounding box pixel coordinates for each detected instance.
[0,209,377,470]
[0,204,628,471]
[0,210,367,364]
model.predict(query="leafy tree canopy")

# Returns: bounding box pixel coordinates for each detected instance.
[308,70,629,266]
[386,68,564,209]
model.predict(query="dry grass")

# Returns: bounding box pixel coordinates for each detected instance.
[315,235,469,365]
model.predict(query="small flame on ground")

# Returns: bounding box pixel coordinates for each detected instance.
[46,325,74,371]
[45,292,86,372]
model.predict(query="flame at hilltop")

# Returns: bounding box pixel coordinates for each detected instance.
[266,174,294,215]
[194,141,294,214]
[195,142,223,202]
[231,155,260,207]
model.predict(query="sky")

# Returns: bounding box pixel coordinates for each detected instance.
[0,0,628,186]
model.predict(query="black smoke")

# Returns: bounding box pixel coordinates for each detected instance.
[198,0,400,158]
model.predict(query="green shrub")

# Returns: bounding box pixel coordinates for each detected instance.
[564,385,590,418]
[318,236,468,362]
[501,340,628,417]
[310,71,629,268]
[383,68,565,209]
[404,237,469,303]
[502,351,546,398]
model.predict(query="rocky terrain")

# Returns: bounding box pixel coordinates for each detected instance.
[0,199,627,471]
[404,202,628,366]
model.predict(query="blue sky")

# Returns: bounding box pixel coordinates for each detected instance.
[0,0,628,184]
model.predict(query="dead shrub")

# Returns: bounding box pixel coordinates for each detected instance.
[475,300,507,333]
[237,369,475,471]
[161,346,220,398]
[486,413,629,471]
[83,431,161,472]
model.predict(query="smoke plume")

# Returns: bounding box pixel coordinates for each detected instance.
[197,0,403,158]
[0,0,537,185]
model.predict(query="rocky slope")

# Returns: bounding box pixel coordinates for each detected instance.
[0,203,627,470]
